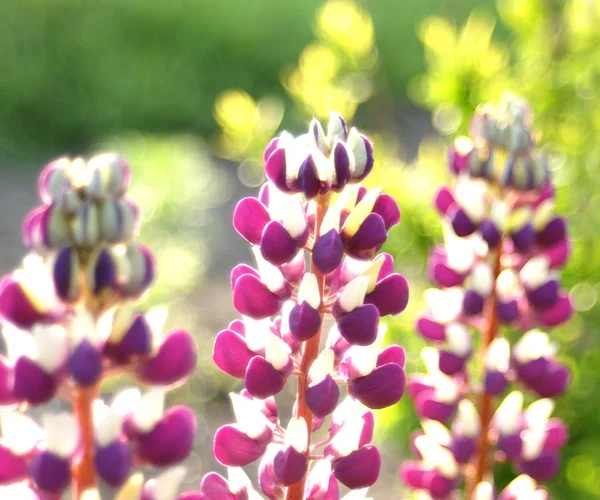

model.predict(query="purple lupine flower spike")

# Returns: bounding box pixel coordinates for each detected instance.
[0,154,197,495]
[401,95,572,498]
[188,113,408,499]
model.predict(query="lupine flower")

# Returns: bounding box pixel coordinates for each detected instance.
[183,113,409,500]
[401,96,572,498]
[0,154,197,497]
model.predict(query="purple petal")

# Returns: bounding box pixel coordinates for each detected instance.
[515,357,547,382]
[414,390,455,422]
[345,213,387,260]
[337,304,380,346]
[137,406,196,466]
[529,361,570,398]
[520,452,560,482]
[233,274,282,319]
[427,248,465,288]
[480,219,502,248]
[450,435,476,464]
[511,223,536,252]
[416,316,446,342]
[92,248,117,294]
[331,142,351,191]
[497,434,522,461]
[281,250,306,283]
[53,247,79,302]
[399,461,427,489]
[0,444,28,483]
[537,217,566,247]
[449,207,477,237]
[22,206,46,249]
[138,330,197,386]
[95,440,132,487]
[0,277,48,329]
[313,229,344,275]
[332,445,380,489]
[13,357,57,405]
[289,302,322,342]
[305,471,339,500]
[105,314,152,364]
[372,194,400,230]
[30,451,70,494]
[349,363,405,409]
[526,279,559,310]
[434,187,456,216]
[447,142,471,174]
[233,197,271,245]
[463,289,485,315]
[365,273,409,316]
[245,356,286,399]
[213,329,254,378]
[377,345,406,369]
[199,472,236,500]
[265,148,291,193]
[230,264,259,290]
[260,220,299,266]
[298,155,321,199]
[274,446,308,486]
[536,293,572,327]
[259,450,285,499]
[543,239,570,268]
[407,375,433,400]
[306,375,340,418]
[69,339,103,387]
[214,425,266,467]
[438,351,466,376]
[497,299,519,323]
[0,358,16,405]
[264,138,280,164]
[424,470,455,497]
[485,370,507,395]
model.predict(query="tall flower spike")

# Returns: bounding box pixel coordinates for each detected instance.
[402,95,572,498]
[188,113,409,500]
[0,154,197,497]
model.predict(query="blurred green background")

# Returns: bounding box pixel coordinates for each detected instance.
[0,0,598,497]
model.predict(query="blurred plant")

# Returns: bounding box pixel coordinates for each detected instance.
[181,114,409,499]
[212,0,379,187]
[400,97,573,498]
[409,2,600,497]
[0,154,198,498]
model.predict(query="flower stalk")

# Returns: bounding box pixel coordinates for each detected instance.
[401,95,573,499]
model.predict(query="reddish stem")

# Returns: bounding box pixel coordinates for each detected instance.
[467,246,502,498]
[285,195,329,500]
[72,385,99,497]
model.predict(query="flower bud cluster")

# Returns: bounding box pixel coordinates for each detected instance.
[0,154,197,498]
[183,113,409,499]
[401,97,572,498]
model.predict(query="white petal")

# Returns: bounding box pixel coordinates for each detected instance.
[433,373,459,403]
[454,176,487,223]
[230,393,269,439]
[319,205,341,235]
[81,490,101,500]
[494,391,523,435]
[265,331,290,371]
[95,411,122,448]
[513,329,548,363]
[470,262,494,296]
[495,269,520,300]
[308,349,334,383]
[69,311,97,344]
[285,417,308,453]
[490,200,508,231]
[33,324,69,372]
[342,188,381,237]
[473,481,494,500]
[132,389,165,433]
[519,256,550,290]
[111,387,142,416]
[525,399,554,428]
[44,412,80,458]
[327,112,346,145]
[146,307,169,352]
[298,273,320,309]
[486,338,510,372]
[505,474,536,495]
[341,488,371,500]
[0,411,42,455]
[115,473,144,500]
[309,118,327,153]
[15,254,57,312]
[414,434,458,478]
[242,316,270,353]
[445,323,471,356]
[532,199,555,231]
[521,428,547,461]
[2,324,36,361]
[339,276,370,313]
[424,288,463,324]
[456,399,480,438]
[252,247,285,293]
[421,347,441,375]
[506,206,533,233]
[444,225,476,273]
[330,413,363,456]
[421,419,452,446]
[152,466,187,500]
[281,199,307,239]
